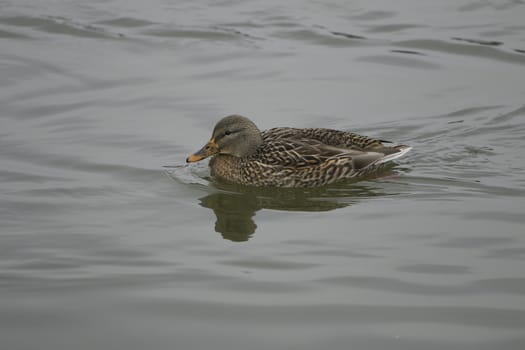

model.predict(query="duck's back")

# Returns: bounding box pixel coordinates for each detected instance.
[262,127,391,152]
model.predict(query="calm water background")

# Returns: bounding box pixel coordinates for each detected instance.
[1,0,525,349]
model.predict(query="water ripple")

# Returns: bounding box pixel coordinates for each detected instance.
[129,299,525,329]
[395,39,525,65]
[356,54,440,69]
[318,275,525,296]
[0,16,119,39]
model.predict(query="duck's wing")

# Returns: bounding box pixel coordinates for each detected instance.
[262,127,388,151]
[253,138,389,171]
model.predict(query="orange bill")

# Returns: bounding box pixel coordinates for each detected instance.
[186,138,218,163]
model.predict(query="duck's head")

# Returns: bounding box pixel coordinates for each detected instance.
[186,115,263,163]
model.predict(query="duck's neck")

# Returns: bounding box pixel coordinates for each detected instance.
[209,155,243,183]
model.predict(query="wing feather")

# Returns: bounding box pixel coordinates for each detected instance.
[251,137,378,169]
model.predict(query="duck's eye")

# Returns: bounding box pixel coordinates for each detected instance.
[224,130,232,136]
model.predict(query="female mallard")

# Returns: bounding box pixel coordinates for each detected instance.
[186,115,411,187]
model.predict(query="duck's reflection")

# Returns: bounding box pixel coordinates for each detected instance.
[199,191,258,241]
[199,180,390,242]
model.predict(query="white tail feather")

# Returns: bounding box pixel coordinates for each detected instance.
[374,146,412,166]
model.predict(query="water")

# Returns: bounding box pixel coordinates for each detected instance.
[1,0,525,349]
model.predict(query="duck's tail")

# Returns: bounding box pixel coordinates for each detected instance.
[375,145,412,166]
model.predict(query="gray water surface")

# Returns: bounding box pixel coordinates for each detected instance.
[1,1,525,349]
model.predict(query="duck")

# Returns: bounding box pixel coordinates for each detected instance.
[186,115,411,187]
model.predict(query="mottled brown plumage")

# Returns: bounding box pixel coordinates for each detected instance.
[186,115,411,187]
